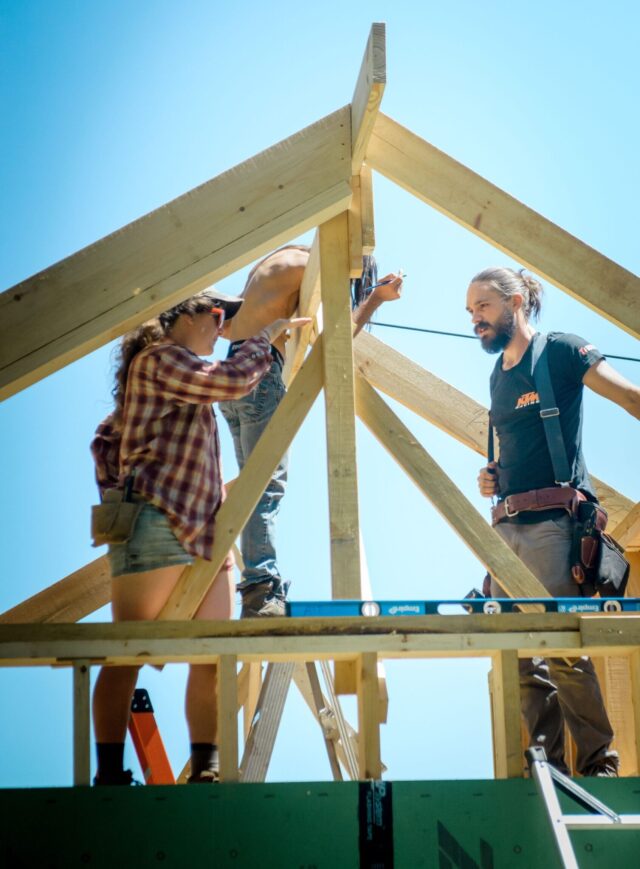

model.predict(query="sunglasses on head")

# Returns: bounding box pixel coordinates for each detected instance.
[209,306,226,329]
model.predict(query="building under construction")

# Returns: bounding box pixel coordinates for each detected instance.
[1,23,639,868]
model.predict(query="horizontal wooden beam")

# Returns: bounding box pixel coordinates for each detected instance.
[354,330,635,528]
[5,612,637,666]
[1,107,352,400]
[351,22,386,173]
[368,113,640,338]
[355,375,550,601]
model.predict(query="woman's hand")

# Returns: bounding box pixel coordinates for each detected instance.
[260,317,311,344]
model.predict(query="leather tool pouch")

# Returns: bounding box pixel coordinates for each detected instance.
[91,495,143,547]
[570,501,630,597]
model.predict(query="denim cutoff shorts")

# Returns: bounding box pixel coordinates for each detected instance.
[108,502,193,577]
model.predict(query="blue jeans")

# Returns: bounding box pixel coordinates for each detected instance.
[219,360,288,594]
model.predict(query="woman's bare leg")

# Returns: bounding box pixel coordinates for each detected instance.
[185,563,235,743]
[93,565,184,742]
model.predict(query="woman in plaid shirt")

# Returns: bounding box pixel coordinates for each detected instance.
[91,289,308,784]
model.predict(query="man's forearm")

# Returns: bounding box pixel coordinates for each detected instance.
[352,294,383,337]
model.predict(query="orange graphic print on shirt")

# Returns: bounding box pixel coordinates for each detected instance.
[515,391,540,409]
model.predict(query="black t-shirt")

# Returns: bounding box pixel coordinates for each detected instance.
[490,332,603,521]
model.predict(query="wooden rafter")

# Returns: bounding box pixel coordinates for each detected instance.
[0,109,352,401]
[367,113,640,338]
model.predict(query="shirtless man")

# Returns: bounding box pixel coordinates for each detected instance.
[219,245,402,617]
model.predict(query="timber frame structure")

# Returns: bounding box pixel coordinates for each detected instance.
[1,23,639,790]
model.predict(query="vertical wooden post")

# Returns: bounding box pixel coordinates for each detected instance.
[319,211,363,599]
[357,652,381,779]
[217,655,238,782]
[348,175,364,277]
[73,660,91,785]
[489,651,522,778]
[360,165,376,255]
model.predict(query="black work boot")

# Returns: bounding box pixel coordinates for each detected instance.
[240,581,287,618]
[583,753,619,777]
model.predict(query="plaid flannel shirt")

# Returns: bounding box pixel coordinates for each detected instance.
[91,336,271,559]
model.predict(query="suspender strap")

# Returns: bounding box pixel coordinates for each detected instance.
[530,333,573,485]
[487,413,495,464]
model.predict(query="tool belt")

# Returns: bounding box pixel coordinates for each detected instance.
[492,486,629,598]
[91,486,146,547]
[491,486,585,525]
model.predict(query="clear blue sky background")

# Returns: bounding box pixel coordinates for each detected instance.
[1,1,638,787]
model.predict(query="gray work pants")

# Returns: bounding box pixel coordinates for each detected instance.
[493,514,616,774]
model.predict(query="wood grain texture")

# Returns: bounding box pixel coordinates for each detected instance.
[357,652,382,778]
[1,108,352,399]
[320,213,363,598]
[351,23,386,173]
[489,651,523,778]
[368,113,640,338]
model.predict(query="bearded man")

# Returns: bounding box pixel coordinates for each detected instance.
[467,265,640,776]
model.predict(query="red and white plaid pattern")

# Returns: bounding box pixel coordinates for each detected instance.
[92,336,271,559]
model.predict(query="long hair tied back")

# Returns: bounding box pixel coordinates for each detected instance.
[111,290,219,418]
[472,267,543,320]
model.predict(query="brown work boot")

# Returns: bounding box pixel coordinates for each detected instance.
[240,581,287,618]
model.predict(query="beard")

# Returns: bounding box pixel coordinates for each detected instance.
[475,307,516,354]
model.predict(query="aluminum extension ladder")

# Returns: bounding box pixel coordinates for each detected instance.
[526,746,640,868]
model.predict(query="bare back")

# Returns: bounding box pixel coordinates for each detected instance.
[227,246,310,356]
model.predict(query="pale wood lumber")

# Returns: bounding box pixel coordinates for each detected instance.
[1,108,352,400]
[320,213,363,598]
[334,533,389,725]
[0,612,584,642]
[243,662,263,741]
[157,339,323,620]
[348,175,364,277]
[489,651,523,778]
[0,557,111,624]
[73,661,91,785]
[351,23,386,174]
[217,654,239,782]
[282,232,321,386]
[355,375,550,601]
[611,502,640,551]
[240,662,294,782]
[357,652,382,778]
[320,660,360,779]
[581,614,640,649]
[368,113,640,338]
[354,330,635,527]
[359,164,375,254]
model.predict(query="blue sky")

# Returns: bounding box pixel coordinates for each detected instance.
[0,1,638,787]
